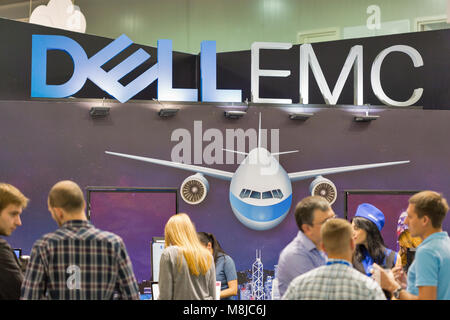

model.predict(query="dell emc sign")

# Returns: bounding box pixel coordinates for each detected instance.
[31,34,424,106]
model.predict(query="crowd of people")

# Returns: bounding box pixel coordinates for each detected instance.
[0,180,449,300]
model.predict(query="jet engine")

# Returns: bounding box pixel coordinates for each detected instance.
[180,173,209,205]
[309,176,337,205]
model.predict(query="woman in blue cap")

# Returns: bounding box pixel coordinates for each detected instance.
[351,203,402,278]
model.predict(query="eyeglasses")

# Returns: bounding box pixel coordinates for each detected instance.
[312,215,337,226]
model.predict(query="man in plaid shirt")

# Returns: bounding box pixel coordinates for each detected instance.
[282,218,386,300]
[21,180,140,300]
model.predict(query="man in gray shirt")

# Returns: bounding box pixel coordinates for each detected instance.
[276,196,336,297]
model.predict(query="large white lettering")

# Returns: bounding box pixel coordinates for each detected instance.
[299,44,363,105]
[251,42,293,104]
[32,35,424,107]
[371,45,424,107]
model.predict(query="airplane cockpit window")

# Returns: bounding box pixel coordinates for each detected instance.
[239,189,252,198]
[239,189,283,200]
[272,189,284,199]
[277,189,284,198]
[262,191,273,199]
[250,191,261,199]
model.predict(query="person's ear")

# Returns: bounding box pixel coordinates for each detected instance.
[53,207,64,220]
[207,242,212,250]
[422,215,430,228]
[301,224,311,235]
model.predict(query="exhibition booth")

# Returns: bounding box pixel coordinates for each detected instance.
[1,16,450,300]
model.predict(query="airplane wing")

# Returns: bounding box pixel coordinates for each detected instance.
[288,160,410,182]
[105,151,234,181]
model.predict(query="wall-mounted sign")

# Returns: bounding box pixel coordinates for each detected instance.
[31,34,424,106]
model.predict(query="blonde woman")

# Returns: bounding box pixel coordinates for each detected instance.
[158,213,216,300]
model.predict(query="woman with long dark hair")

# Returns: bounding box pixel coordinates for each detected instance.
[197,232,238,300]
[351,203,402,277]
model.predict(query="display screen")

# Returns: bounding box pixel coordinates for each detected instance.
[151,283,160,300]
[151,238,165,282]
[345,190,419,251]
[87,188,177,288]
[13,249,21,259]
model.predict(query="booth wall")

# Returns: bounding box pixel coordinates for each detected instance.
[2,101,450,277]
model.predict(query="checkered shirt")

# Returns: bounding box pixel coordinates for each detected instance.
[282,259,386,300]
[21,220,140,300]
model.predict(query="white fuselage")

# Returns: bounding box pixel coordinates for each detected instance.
[229,148,293,230]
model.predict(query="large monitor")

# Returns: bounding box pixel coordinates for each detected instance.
[151,237,165,282]
[345,190,419,251]
[87,187,177,288]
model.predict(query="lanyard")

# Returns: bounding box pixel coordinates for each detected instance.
[326,260,351,267]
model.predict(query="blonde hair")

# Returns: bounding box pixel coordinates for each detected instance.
[321,218,353,255]
[164,213,213,276]
[0,183,29,212]
[398,230,422,267]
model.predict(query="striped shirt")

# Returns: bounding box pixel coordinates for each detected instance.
[21,220,140,300]
[282,259,386,300]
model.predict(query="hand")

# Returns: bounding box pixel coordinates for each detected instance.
[392,265,407,289]
[372,263,401,293]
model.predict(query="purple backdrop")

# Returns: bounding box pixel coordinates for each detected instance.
[88,190,177,284]
[2,101,450,285]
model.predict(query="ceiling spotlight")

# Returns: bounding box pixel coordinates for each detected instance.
[353,114,380,122]
[224,110,246,119]
[289,112,314,121]
[158,108,179,118]
[89,106,110,118]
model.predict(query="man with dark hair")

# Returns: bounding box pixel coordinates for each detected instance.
[375,190,450,300]
[21,180,140,300]
[282,219,385,300]
[276,196,336,297]
[0,183,29,300]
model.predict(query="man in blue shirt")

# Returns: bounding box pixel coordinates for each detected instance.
[375,190,450,300]
[276,196,336,297]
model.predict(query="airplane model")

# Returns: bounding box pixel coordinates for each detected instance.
[105,114,409,231]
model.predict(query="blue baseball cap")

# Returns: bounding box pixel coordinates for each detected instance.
[354,203,385,231]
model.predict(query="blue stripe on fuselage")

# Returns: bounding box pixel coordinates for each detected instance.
[229,192,292,222]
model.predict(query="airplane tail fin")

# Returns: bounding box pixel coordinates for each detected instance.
[258,112,300,156]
